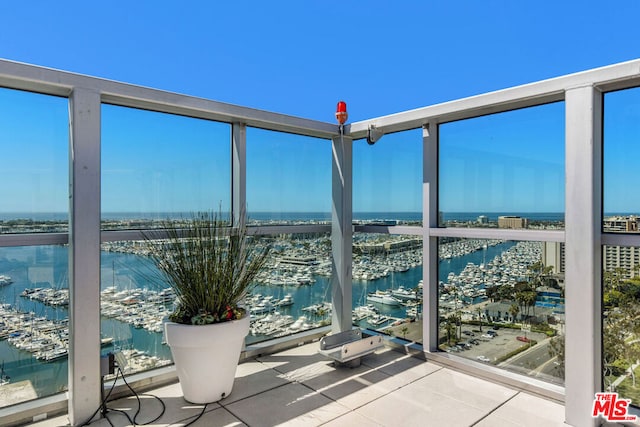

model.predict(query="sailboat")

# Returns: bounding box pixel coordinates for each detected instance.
[0,361,10,386]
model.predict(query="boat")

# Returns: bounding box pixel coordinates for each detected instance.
[0,275,13,286]
[250,298,276,315]
[368,314,390,326]
[288,316,311,331]
[36,346,68,362]
[366,291,402,307]
[101,337,114,347]
[275,294,294,307]
[352,304,378,321]
[391,286,420,301]
[0,362,9,386]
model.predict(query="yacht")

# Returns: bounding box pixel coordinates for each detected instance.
[367,291,402,307]
[391,286,420,301]
[275,294,294,307]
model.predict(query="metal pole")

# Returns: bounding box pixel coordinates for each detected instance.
[331,131,353,333]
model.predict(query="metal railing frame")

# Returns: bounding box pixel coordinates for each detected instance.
[1,57,640,426]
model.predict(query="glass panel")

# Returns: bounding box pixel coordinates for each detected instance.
[101,233,333,349]
[603,87,640,233]
[246,128,330,225]
[353,129,422,225]
[99,242,173,373]
[0,88,68,233]
[439,103,565,230]
[248,232,332,344]
[0,245,69,407]
[353,233,423,342]
[603,245,640,405]
[438,238,565,386]
[101,105,231,229]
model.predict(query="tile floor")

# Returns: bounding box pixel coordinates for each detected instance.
[28,343,566,426]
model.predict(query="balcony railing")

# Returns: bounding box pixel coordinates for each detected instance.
[1,57,640,427]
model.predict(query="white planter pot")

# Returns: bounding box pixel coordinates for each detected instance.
[164,315,249,403]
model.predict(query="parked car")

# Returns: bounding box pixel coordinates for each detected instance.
[477,355,491,363]
[517,336,531,343]
[481,334,494,339]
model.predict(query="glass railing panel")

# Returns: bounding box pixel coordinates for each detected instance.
[101,105,231,230]
[438,103,565,230]
[246,128,330,226]
[603,87,640,233]
[0,88,68,233]
[602,245,640,406]
[353,129,422,226]
[101,232,332,350]
[99,242,173,373]
[353,233,423,341]
[437,238,564,386]
[248,232,332,344]
[0,245,69,407]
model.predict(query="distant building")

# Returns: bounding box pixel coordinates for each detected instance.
[477,215,488,225]
[354,238,422,255]
[602,216,640,277]
[603,215,640,233]
[604,245,640,277]
[498,216,528,229]
[543,242,565,275]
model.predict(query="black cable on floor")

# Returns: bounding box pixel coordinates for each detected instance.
[117,366,166,425]
[182,403,208,427]
[79,369,121,426]
[78,363,167,426]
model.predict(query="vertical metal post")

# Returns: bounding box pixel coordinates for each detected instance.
[331,134,353,333]
[232,123,247,224]
[68,87,102,426]
[564,86,602,427]
[423,123,439,351]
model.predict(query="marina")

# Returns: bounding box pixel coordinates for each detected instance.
[0,228,546,405]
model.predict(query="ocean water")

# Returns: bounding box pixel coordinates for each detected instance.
[0,211,572,223]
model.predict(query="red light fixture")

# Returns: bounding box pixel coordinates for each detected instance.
[335,101,348,125]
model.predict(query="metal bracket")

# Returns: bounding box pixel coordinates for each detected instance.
[367,125,384,145]
[319,329,383,367]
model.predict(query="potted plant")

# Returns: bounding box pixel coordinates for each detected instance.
[143,211,269,403]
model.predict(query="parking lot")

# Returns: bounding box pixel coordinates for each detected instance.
[443,325,548,365]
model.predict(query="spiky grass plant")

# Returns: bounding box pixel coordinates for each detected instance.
[144,212,269,325]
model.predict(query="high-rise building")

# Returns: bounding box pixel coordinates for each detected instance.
[604,245,640,277]
[601,216,640,277]
[603,215,640,232]
[543,241,565,275]
[498,215,528,229]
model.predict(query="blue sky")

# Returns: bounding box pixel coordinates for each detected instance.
[0,2,639,214]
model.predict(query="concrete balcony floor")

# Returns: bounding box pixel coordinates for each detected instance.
[29,342,565,427]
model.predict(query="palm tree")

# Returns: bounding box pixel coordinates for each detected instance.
[509,303,520,323]
[443,316,457,345]
[475,306,483,332]
[400,326,409,339]
[526,290,537,319]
